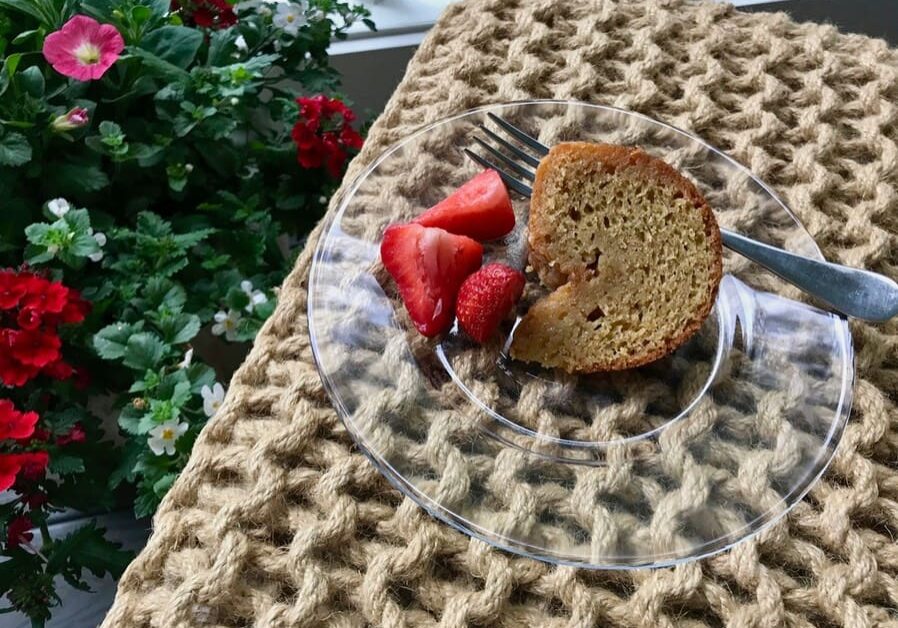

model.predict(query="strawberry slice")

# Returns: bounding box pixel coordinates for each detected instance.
[380,223,483,337]
[456,263,526,343]
[414,169,515,240]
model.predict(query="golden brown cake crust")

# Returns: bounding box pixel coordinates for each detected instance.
[517,142,723,373]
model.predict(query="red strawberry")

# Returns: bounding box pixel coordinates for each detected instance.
[456,263,526,343]
[381,223,483,336]
[414,169,515,240]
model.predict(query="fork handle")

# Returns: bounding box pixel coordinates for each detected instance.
[720,228,898,322]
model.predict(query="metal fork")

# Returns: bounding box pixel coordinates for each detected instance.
[465,113,898,323]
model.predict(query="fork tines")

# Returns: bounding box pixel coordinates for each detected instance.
[464,113,552,198]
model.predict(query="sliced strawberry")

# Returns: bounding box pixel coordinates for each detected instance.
[414,169,515,240]
[380,223,483,337]
[456,263,526,343]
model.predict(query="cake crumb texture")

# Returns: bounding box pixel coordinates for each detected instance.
[511,142,723,373]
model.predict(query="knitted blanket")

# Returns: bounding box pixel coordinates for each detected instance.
[102,1,898,626]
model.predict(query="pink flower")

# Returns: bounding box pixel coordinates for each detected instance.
[42,15,124,81]
[51,107,90,132]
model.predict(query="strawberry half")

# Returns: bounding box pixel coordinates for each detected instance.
[380,223,483,337]
[414,169,515,240]
[456,263,526,343]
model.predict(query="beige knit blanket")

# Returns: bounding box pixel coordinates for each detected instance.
[102,1,898,626]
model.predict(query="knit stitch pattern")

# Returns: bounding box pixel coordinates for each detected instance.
[102,1,898,626]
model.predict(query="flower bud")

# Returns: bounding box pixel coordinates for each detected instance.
[51,107,89,132]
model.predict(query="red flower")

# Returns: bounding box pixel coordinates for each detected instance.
[73,368,91,391]
[321,133,347,178]
[0,350,40,387]
[16,307,42,331]
[6,516,33,549]
[292,95,362,178]
[0,271,25,310]
[43,359,74,381]
[21,278,68,315]
[10,329,61,368]
[26,492,47,509]
[340,125,364,150]
[19,427,50,447]
[0,454,22,491]
[298,95,324,122]
[174,0,237,29]
[18,451,49,481]
[58,291,90,324]
[57,424,86,446]
[292,123,324,169]
[0,400,38,440]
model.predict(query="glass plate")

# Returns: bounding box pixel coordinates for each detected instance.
[308,101,854,568]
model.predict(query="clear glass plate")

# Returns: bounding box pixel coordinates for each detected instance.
[308,101,854,568]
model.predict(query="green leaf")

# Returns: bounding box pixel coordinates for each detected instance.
[0,553,42,596]
[70,232,100,257]
[140,26,203,69]
[207,29,238,66]
[49,455,85,475]
[130,4,152,24]
[94,321,144,360]
[152,473,177,497]
[187,363,216,394]
[44,408,82,434]
[64,208,91,232]
[135,211,171,238]
[109,440,142,489]
[48,162,109,192]
[123,332,168,371]
[117,404,148,435]
[0,131,31,166]
[18,66,44,98]
[4,53,22,76]
[129,46,190,81]
[133,488,160,519]
[203,115,237,139]
[24,222,52,245]
[226,286,250,311]
[137,406,167,433]
[0,1,43,22]
[254,298,276,320]
[45,522,133,580]
[144,277,187,311]
[143,0,170,19]
[159,312,200,345]
[98,120,123,137]
[171,227,213,248]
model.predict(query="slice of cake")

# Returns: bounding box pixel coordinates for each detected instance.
[510,142,723,373]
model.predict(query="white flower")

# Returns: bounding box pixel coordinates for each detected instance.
[211,309,241,341]
[47,198,70,218]
[88,231,106,262]
[303,51,311,60]
[201,383,226,417]
[178,348,194,369]
[274,1,307,35]
[318,195,327,204]
[147,419,188,456]
[235,34,248,51]
[230,97,239,106]
[240,280,268,313]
